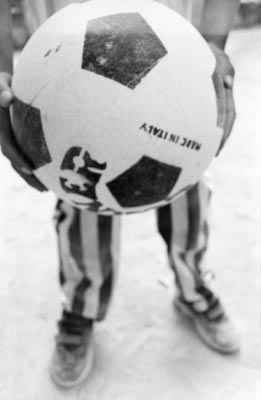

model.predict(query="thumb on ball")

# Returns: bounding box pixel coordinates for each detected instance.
[0,73,13,107]
[0,90,13,107]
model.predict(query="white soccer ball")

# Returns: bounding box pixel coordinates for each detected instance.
[11,0,222,214]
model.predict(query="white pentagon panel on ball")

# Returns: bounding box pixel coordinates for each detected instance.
[11,0,223,214]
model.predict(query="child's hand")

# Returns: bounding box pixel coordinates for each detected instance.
[0,72,47,191]
[209,43,236,155]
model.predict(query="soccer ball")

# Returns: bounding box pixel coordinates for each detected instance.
[11,0,222,214]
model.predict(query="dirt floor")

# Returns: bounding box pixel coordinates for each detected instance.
[0,26,261,400]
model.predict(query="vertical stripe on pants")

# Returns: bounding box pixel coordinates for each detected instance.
[157,180,212,309]
[55,201,121,321]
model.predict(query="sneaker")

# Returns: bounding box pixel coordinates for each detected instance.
[50,311,94,388]
[174,291,240,354]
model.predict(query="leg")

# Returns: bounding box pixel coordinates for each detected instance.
[157,180,211,310]
[157,180,240,353]
[55,200,121,321]
[51,200,121,387]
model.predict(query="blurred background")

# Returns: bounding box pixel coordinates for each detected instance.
[9,0,261,49]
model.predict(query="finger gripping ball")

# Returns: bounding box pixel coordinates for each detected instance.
[11,0,222,214]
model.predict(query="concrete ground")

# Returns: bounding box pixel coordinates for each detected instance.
[0,26,261,400]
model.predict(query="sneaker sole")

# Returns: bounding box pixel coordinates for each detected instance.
[50,341,94,389]
[174,299,240,355]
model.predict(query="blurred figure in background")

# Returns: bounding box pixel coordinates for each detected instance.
[236,0,261,27]
[11,0,261,49]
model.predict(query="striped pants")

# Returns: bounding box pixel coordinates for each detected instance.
[54,180,212,321]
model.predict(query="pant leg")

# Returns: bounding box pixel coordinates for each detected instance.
[156,180,212,311]
[54,200,121,321]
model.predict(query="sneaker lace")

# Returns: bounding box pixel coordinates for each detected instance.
[196,286,226,322]
[56,311,93,351]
